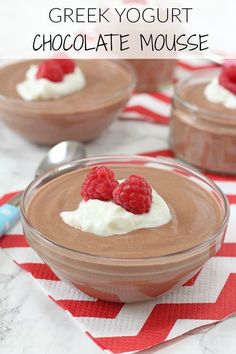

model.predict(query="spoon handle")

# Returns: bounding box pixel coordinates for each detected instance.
[0,204,20,236]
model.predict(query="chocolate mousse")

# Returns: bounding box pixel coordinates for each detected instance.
[27,165,223,258]
[0,59,135,145]
[170,68,236,174]
[127,59,176,92]
[21,161,228,302]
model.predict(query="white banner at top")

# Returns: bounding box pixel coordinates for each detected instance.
[0,0,235,60]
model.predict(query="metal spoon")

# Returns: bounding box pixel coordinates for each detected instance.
[0,140,86,236]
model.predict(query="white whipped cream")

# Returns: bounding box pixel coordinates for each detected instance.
[16,65,86,101]
[204,77,236,109]
[60,188,171,237]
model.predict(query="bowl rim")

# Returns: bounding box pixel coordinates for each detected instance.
[174,68,236,125]
[0,59,137,112]
[20,155,230,265]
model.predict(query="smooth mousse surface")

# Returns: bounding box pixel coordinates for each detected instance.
[27,165,223,259]
[182,82,236,118]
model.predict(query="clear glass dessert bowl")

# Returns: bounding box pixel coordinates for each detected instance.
[127,59,176,92]
[0,60,136,146]
[170,69,236,175]
[20,156,230,303]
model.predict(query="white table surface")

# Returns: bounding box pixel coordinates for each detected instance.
[0,119,236,354]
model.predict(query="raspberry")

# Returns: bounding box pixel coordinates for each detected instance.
[51,59,76,74]
[219,65,236,95]
[81,166,119,202]
[36,60,64,82]
[113,175,152,214]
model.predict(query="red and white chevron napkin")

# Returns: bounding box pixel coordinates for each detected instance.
[0,148,236,354]
[121,59,219,124]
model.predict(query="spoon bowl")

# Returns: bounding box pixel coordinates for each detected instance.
[36,141,86,177]
[0,140,86,236]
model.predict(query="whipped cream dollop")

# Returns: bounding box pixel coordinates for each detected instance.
[60,187,172,237]
[204,77,236,109]
[16,65,86,101]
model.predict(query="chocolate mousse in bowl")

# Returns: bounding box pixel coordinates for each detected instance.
[0,59,136,145]
[20,156,229,303]
[127,59,176,92]
[170,63,236,174]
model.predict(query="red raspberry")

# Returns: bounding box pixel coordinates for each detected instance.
[36,60,64,82]
[219,65,236,95]
[81,166,119,202]
[113,175,152,214]
[51,59,76,74]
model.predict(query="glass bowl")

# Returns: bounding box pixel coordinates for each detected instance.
[0,60,136,145]
[20,156,229,303]
[170,69,236,174]
[127,59,176,92]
